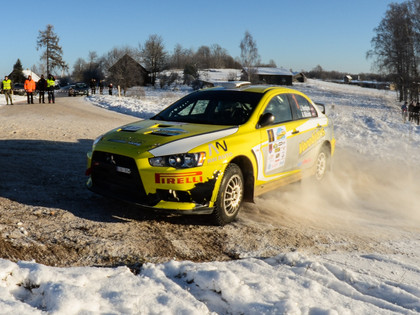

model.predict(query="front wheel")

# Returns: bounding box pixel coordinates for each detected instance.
[210,163,244,226]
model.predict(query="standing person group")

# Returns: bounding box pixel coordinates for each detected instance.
[2,73,56,105]
[1,75,13,105]
[408,100,420,125]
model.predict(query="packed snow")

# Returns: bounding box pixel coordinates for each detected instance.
[1,79,420,314]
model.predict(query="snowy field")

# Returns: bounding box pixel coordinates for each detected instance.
[1,79,420,314]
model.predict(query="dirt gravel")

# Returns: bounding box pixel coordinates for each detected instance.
[0,95,418,269]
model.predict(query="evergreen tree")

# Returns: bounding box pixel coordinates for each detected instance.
[183,63,199,85]
[37,24,68,75]
[9,59,26,83]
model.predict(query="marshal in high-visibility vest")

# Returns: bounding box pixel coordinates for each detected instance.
[2,78,12,90]
[47,75,56,103]
[47,78,55,89]
[2,76,13,105]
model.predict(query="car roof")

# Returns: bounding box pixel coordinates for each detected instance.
[205,85,302,95]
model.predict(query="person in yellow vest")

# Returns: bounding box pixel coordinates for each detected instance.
[47,74,55,103]
[1,75,13,105]
[24,75,36,104]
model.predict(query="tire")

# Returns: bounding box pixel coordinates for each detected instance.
[314,146,330,181]
[210,163,244,225]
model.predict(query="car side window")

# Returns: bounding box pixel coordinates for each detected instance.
[289,94,318,119]
[263,95,293,124]
[173,99,209,117]
[190,100,208,115]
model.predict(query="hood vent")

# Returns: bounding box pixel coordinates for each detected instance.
[150,127,187,136]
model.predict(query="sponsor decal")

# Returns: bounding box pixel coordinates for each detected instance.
[207,152,233,163]
[297,158,312,167]
[155,171,203,184]
[299,128,325,154]
[267,129,275,142]
[207,140,232,163]
[266,126,287,172]
[208,140,228,156]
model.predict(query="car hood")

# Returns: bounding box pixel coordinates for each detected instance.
[100,119,238,156]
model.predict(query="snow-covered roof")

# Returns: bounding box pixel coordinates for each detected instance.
[23,69,40,81]
[211,81,251,88]
[256,67,293,76]
[244,67,293,76]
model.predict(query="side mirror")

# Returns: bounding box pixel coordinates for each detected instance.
[315,102,326,114]
[258,113,275,128]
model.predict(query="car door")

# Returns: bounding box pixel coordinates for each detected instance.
[287,93,325,171]
[255,94,299,183]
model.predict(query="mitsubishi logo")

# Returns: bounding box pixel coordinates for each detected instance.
[107,154,116,165]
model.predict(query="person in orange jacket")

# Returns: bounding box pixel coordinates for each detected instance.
[24,75,36,104]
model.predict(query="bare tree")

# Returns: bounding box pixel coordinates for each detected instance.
[240,31,260,82]
[141,34,167,86]
[194,45,211,69]
[367,2,418,101]
[169,44,193,69]
[37,24,67,75]
[210,44,228,68]
[72,58,87,82]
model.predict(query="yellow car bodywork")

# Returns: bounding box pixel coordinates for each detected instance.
[86,86,335,223]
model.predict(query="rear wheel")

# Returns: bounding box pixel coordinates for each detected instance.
[314,146,330,181]
[210,163,243,226]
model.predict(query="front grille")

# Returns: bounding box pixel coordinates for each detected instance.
[91,151,158,205]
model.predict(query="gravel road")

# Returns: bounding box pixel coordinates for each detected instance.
[0,95,416,269]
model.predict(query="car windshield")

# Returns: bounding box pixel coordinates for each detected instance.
[152,90,263,125]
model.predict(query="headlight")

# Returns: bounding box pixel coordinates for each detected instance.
[149,152,205,168]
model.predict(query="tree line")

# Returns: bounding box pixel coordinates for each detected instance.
[10,6,420,95]
[10,25,250,88]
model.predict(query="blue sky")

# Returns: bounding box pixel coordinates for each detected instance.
[2,0,406,78]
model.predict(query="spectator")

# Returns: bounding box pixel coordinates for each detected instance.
[47,74,55,103]
[99,80,104,94]
[108,83,113,95]
[408,100,415,122]
[37,74,47,103]
[24,75,36,104]
[90,78,96,95]
[413,102,420,125]
[1,75,13,105]
[401,101,408,123]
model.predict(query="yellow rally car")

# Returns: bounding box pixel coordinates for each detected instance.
[86,86,335,225]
